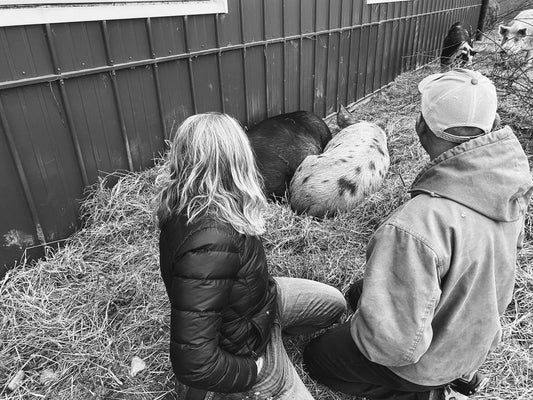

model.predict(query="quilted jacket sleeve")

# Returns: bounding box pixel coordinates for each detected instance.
[169,226,257,392]
[351,223,442,367]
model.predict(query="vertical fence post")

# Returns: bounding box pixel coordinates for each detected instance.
[0,99,46,245]
[262,0,270,117]
[44,24,90,187]
[238,0,250,125]
[145,18,169,140]
[214,14,226,114]
[100,20,134,171]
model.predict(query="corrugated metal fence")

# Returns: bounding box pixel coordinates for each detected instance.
[0,0,482,274]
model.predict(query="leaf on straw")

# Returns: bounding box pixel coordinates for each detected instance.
[130,356,146,377]
[40,368,58,385]
[7,370,25,391]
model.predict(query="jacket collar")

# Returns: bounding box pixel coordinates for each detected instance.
[409,126,533,222]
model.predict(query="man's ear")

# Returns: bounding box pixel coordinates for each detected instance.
[492,112,501,130]
[415,113,427,136]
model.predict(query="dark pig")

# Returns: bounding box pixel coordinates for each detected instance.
[441,22,476,68]
[246,111,332,199]
[289,105,390,218]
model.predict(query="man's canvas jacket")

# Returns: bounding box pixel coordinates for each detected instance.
[351,126,533,385]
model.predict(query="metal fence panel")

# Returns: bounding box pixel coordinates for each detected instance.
[0,0,483,275]
[265,44,284,118]
[0,25,54,83]
[64,74,130,179]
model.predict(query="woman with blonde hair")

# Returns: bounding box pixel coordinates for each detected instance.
[157,112,346,400]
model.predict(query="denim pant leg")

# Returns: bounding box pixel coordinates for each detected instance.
[273,277,347,335]
[247,322,315,400]
[241,278,346,400]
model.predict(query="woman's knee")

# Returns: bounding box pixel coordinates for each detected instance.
[329,286,348,320]
[274,277,347,330]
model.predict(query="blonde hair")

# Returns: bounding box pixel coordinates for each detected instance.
[157,112,267,236]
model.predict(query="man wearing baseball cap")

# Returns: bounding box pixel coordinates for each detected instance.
[304,69,532,400]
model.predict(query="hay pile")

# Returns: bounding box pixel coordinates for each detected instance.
[1,53,532,399]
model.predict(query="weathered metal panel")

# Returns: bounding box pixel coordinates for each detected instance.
[336,0,353,109]
[351,1,363,102]
[387,3,401,84]
[245,46,268,123]
[373,5,386,93]
[264,43,283,118]
[0,25,54,82]
[263,0,283,40]
[191,54,224,114]
[218,0,242,45]
[51,22,108,72]
[283,0,301,37]
[0,99,43,276]
[241,0,263,43]
[185,14,218,52]
[313,33,328,116]
[401,0,414,72]
[299,35,315,112]
[158,59,196,131]
[284,39,301,112]
[364,9,379,96]
[0,0,483,273]
[1,85,84,252]
[63,74,131,178]
[300,0,314,34]
[329,0,342,31]
[116,67,166,169]
[106,19,151,63]
[342,0,353,28]
[336,29,351,109]
[150,17,187,57]
[346,25,361,105]
[325,31,341,115]
[284,2,301,112]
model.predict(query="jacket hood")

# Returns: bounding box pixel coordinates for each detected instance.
[410,126,533,222]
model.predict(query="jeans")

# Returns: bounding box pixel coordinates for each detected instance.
[179,277,347,400]
[303,279,441,400]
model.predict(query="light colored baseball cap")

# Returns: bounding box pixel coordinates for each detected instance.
[418,68,497,143]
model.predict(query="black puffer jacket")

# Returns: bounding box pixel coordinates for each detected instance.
[159,213,278,393]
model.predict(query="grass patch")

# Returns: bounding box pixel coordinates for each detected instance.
[1,47,533,400]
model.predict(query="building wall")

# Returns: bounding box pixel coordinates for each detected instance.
[0,0,482,275]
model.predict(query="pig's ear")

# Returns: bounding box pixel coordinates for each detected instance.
[337,105,357,129]
[517,28,527,37]
[373,119,387,131]
[499,25,509,36]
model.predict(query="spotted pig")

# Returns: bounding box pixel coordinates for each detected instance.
[499,9,533,64]
[246,111,332,199]
[289,106,390,217]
